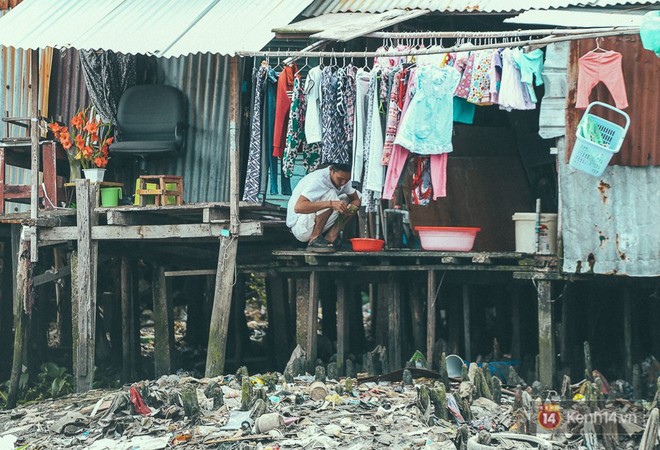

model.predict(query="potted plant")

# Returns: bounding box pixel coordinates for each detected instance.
[49,107,113,183]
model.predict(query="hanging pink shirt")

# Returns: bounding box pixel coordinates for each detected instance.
[576,50,628,109]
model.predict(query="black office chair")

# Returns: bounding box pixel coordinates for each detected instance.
[110,84,187,174]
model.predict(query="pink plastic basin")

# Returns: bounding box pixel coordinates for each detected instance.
[415,226,481,251]
[350,238,385,252]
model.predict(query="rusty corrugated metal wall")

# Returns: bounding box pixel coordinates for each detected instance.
[47,48,90,125]
[566,35,660,167]
[560,36,660,277]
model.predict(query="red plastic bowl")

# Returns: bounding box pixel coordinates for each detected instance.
[350,238,385,252]
[415,226,481,251]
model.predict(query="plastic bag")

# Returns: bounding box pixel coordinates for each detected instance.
[641,11,660,57]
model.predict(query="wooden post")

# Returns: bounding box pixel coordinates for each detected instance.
[153,265,173,377]
[7,225,28,408]
[427,270,437,369]
[295,277,310,351]
[537,280,555,388]
[510,285,521,358]
[266,275,291,370]
[306,271,320,370]
[623,285,633,382]
[232,273,246,365]
[205,55,241,378]
[388,272,402,370]
[336,279,348,376]
[462,285,471,361]
[120,256,136,381]
[29,49,39,262]
[74,179,98,392]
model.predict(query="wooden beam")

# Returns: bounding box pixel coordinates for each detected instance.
[336,279,348,376]
[29,48,39,262]
[228,55,240,236]
[205,234,239,377]
[427,270,437,370]
[164,269,216,277]
[462,285,471,361]
[388,273,402,370]
[537,280,555,388]
[39,222,263,241]
[306,271,320,371]
[153,265,173,377]
[73,179,99,392]
[34,264,71,286]
[7,225,28,408]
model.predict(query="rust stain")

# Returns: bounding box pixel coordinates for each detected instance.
[598,230,608,248]
[615,233,626,261]
[598,181,610,204]
[575,260,582,274]
[587,253,596,272]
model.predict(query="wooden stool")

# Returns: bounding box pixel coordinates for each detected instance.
[137,175,183,206]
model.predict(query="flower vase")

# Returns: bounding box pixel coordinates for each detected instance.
[67,155,82,182]
[83,168,106,183]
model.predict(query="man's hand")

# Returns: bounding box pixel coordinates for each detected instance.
[330,200,347,214]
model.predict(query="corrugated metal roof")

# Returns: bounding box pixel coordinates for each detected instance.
[505,8,649,27]
[302,0,659,16]
[0,0,312,58]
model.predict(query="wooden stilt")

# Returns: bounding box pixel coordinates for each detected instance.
[121,256,136,381]
[427,270,437,370]
[388,272,402,369]
[623,285,633,382]
[205,235,238,377]
[266,275,291,371]
[559,284,569,366]
[7,225,28,408]
[74,179,98,392]
[510,285,520,358]
[29,49,39,262]
[462,285,471,361]
[295,276,310,352]
[153,265,173,377]
[232,274,246,366]
[306,271,320,370]
[409,278,425,357]
[537,280,555,387]
[336,279,348,376]
[205,55,241,378]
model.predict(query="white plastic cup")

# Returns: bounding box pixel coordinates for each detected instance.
[446,354,465,379]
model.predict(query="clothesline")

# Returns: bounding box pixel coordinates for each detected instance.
[365,27,635,39]
[237,27,639,59]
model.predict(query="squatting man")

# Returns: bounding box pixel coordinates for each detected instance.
[286,163,361,253]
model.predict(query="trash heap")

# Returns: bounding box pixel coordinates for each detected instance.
[1,349,659,449]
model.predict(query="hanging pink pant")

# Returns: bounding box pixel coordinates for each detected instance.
[382,146,447,200]
[576,50,628,109]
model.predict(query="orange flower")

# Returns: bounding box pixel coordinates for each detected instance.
[61,138,73,150]
[75,134,85,149]
[105,137,114,145]
[49,122,62,138]
[84,121,98,134]
[71,112,85,130]
[94,156,108,168]
[90,133,99,144]
[81,146,93,158]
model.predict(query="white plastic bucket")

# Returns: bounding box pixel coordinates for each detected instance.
[512,213,558,254]
[446,354,464,378]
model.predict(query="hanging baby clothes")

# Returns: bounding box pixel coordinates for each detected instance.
[304,66,323,144]
[516,48,545,104]
[394,65,461,155]
[454,51,475,99]
[321,66,349,164]
[351,68,371,189]
[575,50,628,109]
[467,49,496,105]
[283,76,321,178]
[242,64,268,203]
[489,49,503,105]
[339,64,357,145]
[498,48,536,111]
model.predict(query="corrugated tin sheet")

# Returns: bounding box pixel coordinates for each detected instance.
[149,53,236,203]
[0,41,52,212]
[47,48,91,126]
[559,140,659,276]
[0,0,23,11]
[566,35,660,167]
[302,0,658,16]
[0,0,312,58]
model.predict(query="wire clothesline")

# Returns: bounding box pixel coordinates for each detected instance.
[365,27,635,39]
[238,27,639,60]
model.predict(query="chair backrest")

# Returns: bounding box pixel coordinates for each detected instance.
[116,85,187,144]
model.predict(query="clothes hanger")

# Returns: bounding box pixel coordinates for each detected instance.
[592,37,608,53]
